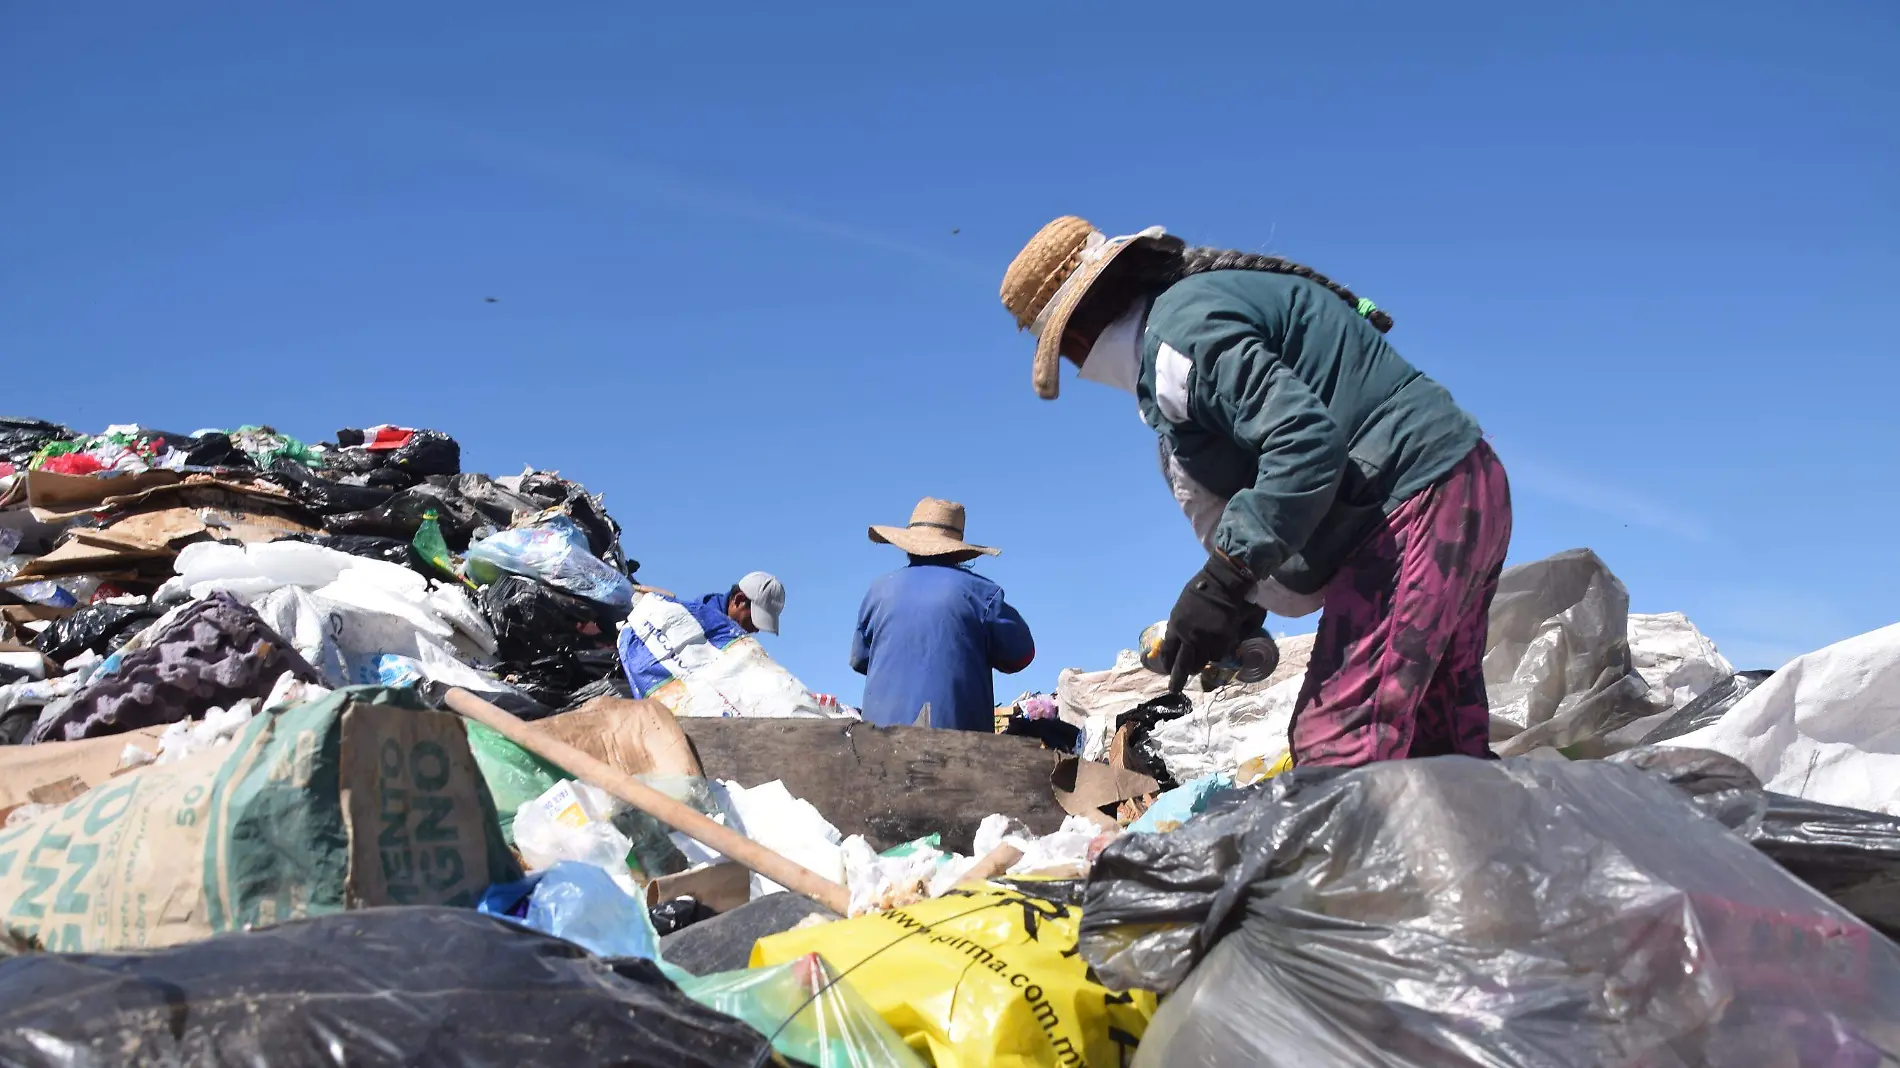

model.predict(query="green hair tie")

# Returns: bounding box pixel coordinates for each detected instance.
[1356,297,1379,318]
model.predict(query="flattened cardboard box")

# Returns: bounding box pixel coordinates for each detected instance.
[0,690,516,952]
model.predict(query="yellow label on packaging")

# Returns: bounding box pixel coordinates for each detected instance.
[537,781,593,829]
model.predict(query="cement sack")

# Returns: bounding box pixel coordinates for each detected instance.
[0,686,516,952]
[1672,623,1900,815]
[618,593,830,718]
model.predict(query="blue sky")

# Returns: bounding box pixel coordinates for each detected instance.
[3,2,1895,702]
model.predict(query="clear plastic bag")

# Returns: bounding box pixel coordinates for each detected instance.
[675,952,928,1068]
[464,514,633,609]
[513,778,639,876]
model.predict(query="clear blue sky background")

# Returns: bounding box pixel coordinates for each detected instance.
[4,2,1895,704]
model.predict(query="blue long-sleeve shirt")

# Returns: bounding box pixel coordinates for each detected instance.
[850,561,1035,731]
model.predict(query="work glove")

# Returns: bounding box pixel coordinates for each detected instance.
[1160,554,1255,693]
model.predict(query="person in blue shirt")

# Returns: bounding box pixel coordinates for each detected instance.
[851,498,1035,731]
[685,571,785,636]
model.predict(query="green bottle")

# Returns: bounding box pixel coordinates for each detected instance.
[412,510,465,585]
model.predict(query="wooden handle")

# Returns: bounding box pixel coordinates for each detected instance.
[444,687,851,915]
[961,843,1023,884]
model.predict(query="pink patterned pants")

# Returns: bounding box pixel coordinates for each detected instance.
[1290,441,1513,767]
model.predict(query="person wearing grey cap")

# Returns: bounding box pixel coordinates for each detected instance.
[690,571,785,636]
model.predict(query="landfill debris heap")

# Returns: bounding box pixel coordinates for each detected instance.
[4,414,1900,1066]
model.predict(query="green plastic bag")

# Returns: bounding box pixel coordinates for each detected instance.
[675,953,927,1068]
[464,720,567,844]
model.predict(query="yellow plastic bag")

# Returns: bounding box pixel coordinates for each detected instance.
[1235,749,1295,786]
[753,881,1155,1068]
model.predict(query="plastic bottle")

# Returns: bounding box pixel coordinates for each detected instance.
[411,510,462,584]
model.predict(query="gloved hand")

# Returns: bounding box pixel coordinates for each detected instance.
[1159,554,1255,693]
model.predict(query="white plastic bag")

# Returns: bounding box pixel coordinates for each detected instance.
[1628,611,1734,713]
[1671,623,1900,815]
[513,779,636,880]
[719,779,845,899]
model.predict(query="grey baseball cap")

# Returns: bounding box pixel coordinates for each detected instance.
[737,571,784,635]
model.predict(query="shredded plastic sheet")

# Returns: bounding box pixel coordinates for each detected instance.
[1082,756,1900,1066]
[676,952,928,1068]
[1672,624,1900,816]
[1062,636,1316,765]
[0,906,785,1067]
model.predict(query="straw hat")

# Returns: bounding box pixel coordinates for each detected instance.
[869,498,999,562]
[1000,215,1168,400]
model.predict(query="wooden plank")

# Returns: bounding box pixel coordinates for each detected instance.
[676,718,1066,854]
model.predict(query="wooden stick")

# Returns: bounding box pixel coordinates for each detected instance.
[961,843,1024,884]
[444,687,851,915]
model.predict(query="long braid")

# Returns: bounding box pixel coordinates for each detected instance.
[1171,246,1395,333]
[1066,237,1397,352]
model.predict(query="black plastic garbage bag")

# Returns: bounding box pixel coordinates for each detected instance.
[0,417,77,464]
[479,575,620,705]
[31,601,165,662]
[1637,670,1777,745]
[1118,692,1194,790]
[1082,756,1900,1066]
[560,669,636,711]
[385,428,461,476]
[30,592,322,742]
[273,532,427,572]
[1615,745,1900,940]
[178,431,254,470]
[323,478,486,549]
[0,906,789,1068]
[264,458,399,515]
[454,472,546,528]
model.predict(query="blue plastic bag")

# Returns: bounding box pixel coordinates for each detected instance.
[1128,774,1235,834]
[478,862,659,960]
[463,514,633,609]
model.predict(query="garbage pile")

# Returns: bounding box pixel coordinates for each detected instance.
[5,415,1900,1065]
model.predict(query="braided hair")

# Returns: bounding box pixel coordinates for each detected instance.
[1168,246,1394,334]
[1065,238,1394,356]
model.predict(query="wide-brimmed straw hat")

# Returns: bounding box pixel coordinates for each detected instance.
[1000,215,1169,400]
[869,498,999,562]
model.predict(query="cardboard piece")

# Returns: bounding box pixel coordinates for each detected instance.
[13,481,316,583]
[538,696,703,778]
[0,693,512,952]
[28,474,302,524]
[25,469,181,514]
[1051,754,1159,830]
[646,860,751,913]
[0,725,167,809]
[1,605,74,629]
